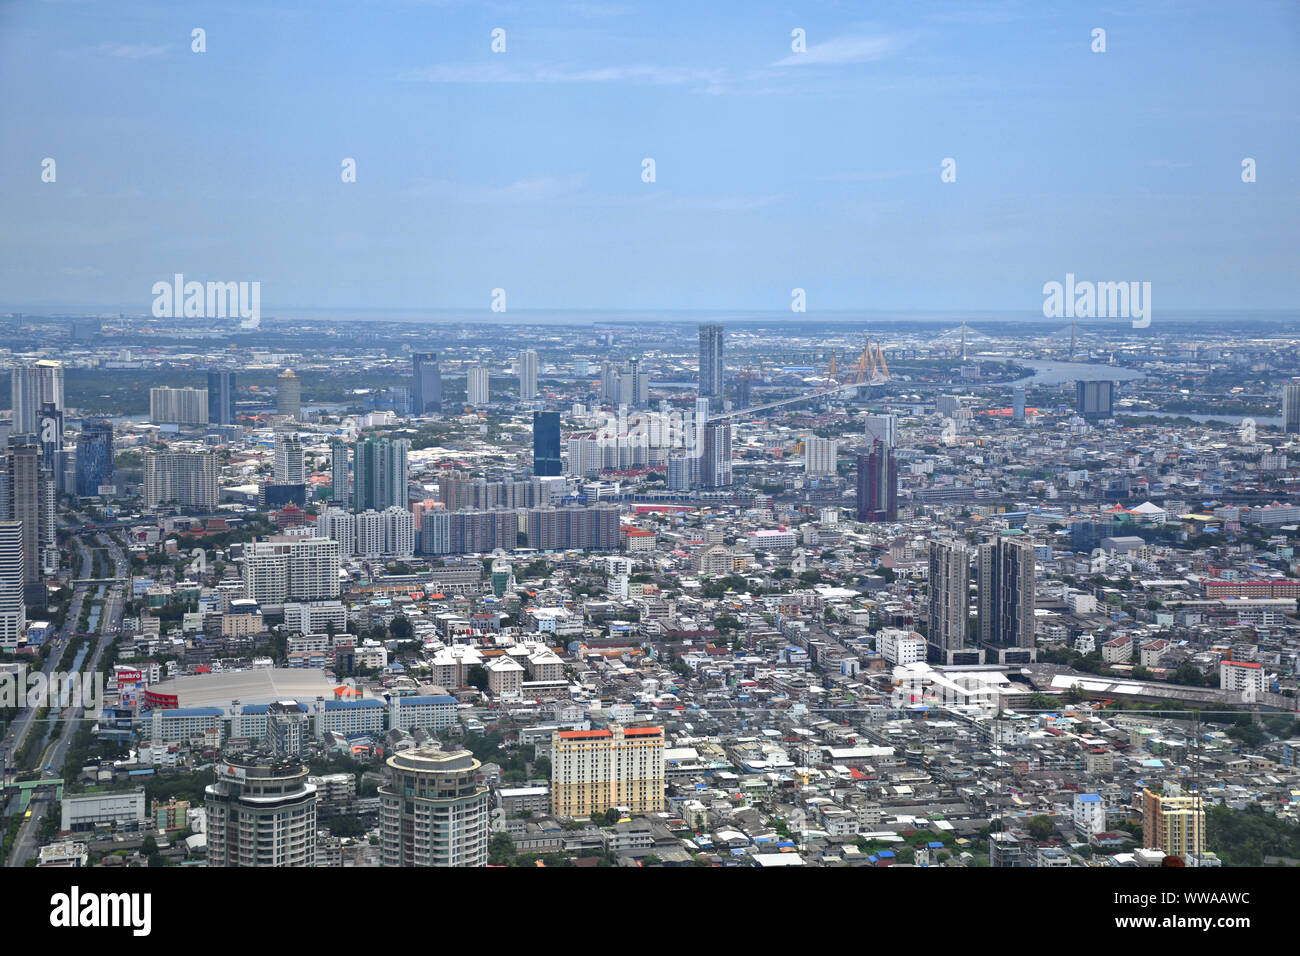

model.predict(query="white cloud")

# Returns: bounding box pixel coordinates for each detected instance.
[773,34,895,67]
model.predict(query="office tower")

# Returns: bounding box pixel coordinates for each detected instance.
[701,422,732,488]
[599,361,619,404]
[1012,386,1026,422]
[1075,380,1114,420]
[329,440,349,505]
[11,361,63,435]
[276,369,302,418]
[864,414,897,448]
[533,411,562,477]
[205,754,318,867]
[551,724,665,818]
[265,702,309,758]
[36,402,62,470]
[353,437,408,513]
[143,449,219,511]
[412,352,442,414]
[518,349,538,401]
[242,536,342,605]
[805,436,837,476]
[0,521,25,649]
[855,440,897,522]
[149,387,208,425]
[379,748,490,867]
[928,540,971,660]
[207,370,237,425]
[936,395,961,417]
[977,536,1036,648]
[274,432,304,484]
[1141,788,1204,861]
[1283,383,1300,434]
[698,324,724,398]
[74,420,114,497]
[467,365,490,406]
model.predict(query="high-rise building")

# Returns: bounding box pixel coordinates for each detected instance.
[353,437,408,513]
[804,436,837,476]
[207,370,237,425]
[412,352,442,414]
[274,432,304,484]
[1012,386,1026,422]
[265,702,309,758]
[1283,383,1300,434]
[316,506,357,556]
[11,361,63,435]
[855,440,897,522]
[276,369,302,418]
[864,414,897,448]
[928,540,970,660]
[533,411,562,477]
[0,521,25,649]
[626,357,649,407]
[5,443,43,584]
[149,387,208,425]
[205,754,318,867]
[701,422,732,489]
[1141,787,1205,861]
[328,439,349,505]
[355,506,416,558]
[977,536,1036,648]
[551,724,665,818]
[1076,380,1114,420]
[242,535,342,605]
[518,350,538,401]
[467,365,490,406]
[379,748,490,867]
[74,420,114,497]
[144,449,218,511]
[698,324,724,398]
[36,402,62,474]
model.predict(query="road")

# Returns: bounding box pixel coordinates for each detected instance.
[4,517,127,866]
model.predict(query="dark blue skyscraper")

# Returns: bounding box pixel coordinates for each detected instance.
[532,411,562,477]
[75,420,114,496]
[412,353,441,414]
[207,370,237,425]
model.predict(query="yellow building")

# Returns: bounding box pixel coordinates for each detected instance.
[551,724,665,818]
[1141,787,1205,859]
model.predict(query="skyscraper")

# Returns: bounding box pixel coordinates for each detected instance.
[855,440,897,522]
[144,449,219,511]
[273,432,304,484]
[928,540,970,661]
[467,365,490,406]
[0,521,25,650]
[207,370,237,425]
[1283,382,1300,434]
[11,361,63,436]
[277,369,302,418]
[329,439,349,505]
[977,536,1036,648]
[379,748,489,867]
[701,422,732,488]
[205,754,318,867]
[804,436,837,476]
[864,414,897,448]
[698,324,723,398]
[412,352,442,414]
[1076,380,1114,419]
[518,350,538,401]
[5,443,42,584]
[353,437,409,513]
[149,387,208,425]
[75,420,114,497]
[532,411,562,477]
[1012,386,1026,422]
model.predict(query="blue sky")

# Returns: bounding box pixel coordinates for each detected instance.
[0,0,1296,314]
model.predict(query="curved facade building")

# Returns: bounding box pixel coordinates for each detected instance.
[205,754,318,867]
[379,748,489,867]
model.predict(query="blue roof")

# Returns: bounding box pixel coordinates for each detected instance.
[1078,794,1102,802]
[240,704,270,714]
[157,707,223,717]
[877,850,896,859]
[927,842,944,848]
[403,695,457,705]
[324,699,386,710]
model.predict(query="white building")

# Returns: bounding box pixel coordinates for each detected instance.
[877,628,926,665]
[1220,659,1267,697]
[243,536,342,606]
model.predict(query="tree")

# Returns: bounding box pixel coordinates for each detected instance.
[1027,815,1054,842]
[467,665,489,691]
[488,831,516,866]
